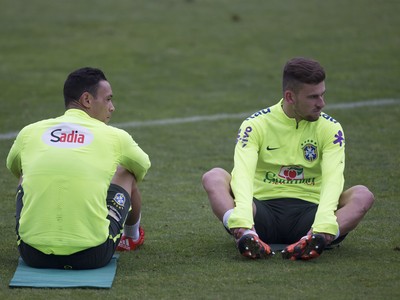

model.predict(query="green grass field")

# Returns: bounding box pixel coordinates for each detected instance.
[1,0,399,299]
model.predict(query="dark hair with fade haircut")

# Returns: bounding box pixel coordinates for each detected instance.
[282,57,325,93]
[63,67,107,108]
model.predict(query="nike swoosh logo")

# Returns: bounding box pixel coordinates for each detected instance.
[266,146,280,150]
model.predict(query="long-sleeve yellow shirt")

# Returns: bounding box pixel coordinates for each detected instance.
[229,99,345,236]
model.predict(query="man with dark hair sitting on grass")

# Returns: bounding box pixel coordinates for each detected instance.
[7,67,150,269]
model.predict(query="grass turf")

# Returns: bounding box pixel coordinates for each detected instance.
[0,0,399,299]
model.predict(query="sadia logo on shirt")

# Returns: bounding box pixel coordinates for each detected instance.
[42,123,94,148]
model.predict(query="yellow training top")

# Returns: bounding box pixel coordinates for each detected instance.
[229,99,345,236]
[7,109,151,255]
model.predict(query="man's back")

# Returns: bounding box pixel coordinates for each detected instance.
[7,109,150,255]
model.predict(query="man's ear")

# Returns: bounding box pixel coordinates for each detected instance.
[79,92,92,109]
[284,90,295,104]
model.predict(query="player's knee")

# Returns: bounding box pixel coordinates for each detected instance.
[111,165,135,192]
[354,185,375,212]
[202,168,228,191]
[202,168,217,189]
[114,165,130,177]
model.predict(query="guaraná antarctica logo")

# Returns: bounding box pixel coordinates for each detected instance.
[264,166,315,185]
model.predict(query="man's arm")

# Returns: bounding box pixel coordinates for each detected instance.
[6,128,26,178]
[312,126,345,237]
[228,121,259,230]
[118,130,151,182]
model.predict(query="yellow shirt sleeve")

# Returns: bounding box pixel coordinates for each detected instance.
[228,120,260,229]
[312,126,345,235]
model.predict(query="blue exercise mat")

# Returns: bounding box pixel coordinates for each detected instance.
[9,255,118,289]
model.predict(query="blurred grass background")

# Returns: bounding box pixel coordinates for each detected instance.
[1,0,399,299]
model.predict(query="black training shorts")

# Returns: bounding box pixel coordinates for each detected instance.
[253,198,318,244]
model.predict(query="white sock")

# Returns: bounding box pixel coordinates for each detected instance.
[124,214,141,241]
[222,209,234,229]
[334,229,341,240]
[242,229,258,236]
[223,209,257,237]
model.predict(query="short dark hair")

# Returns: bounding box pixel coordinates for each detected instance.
[282,57,325,93]
[63,67,107,108]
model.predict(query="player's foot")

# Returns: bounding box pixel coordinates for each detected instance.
[237,233,274,259]
[281,233,326,261]
[116,227,145,251]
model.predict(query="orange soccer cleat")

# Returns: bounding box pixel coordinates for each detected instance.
[237,233,274,259]
[116,227,145,252]
[281,233,326,261]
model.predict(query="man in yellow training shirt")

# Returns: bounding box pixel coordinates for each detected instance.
[7,67,150,269]
[202,57,374,260]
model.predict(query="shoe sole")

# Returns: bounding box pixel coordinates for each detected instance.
[282,234,326,260]
[303,234,326,258]
[237,234,272,259]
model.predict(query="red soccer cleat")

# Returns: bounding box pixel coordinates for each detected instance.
[237,233,274,259]
[281,234,326,261]
[116,227,145,252]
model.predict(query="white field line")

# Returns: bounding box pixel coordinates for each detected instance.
[1,98,399,141]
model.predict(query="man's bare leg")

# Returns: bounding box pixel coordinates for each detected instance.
[111,166,141,226]
[112,166,144,251]
[202,168,272,258]
[202,167,234,221]
[336,185,374,235]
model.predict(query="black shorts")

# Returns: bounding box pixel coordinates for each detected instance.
[253,198,318,244]
[16,183,131,269]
